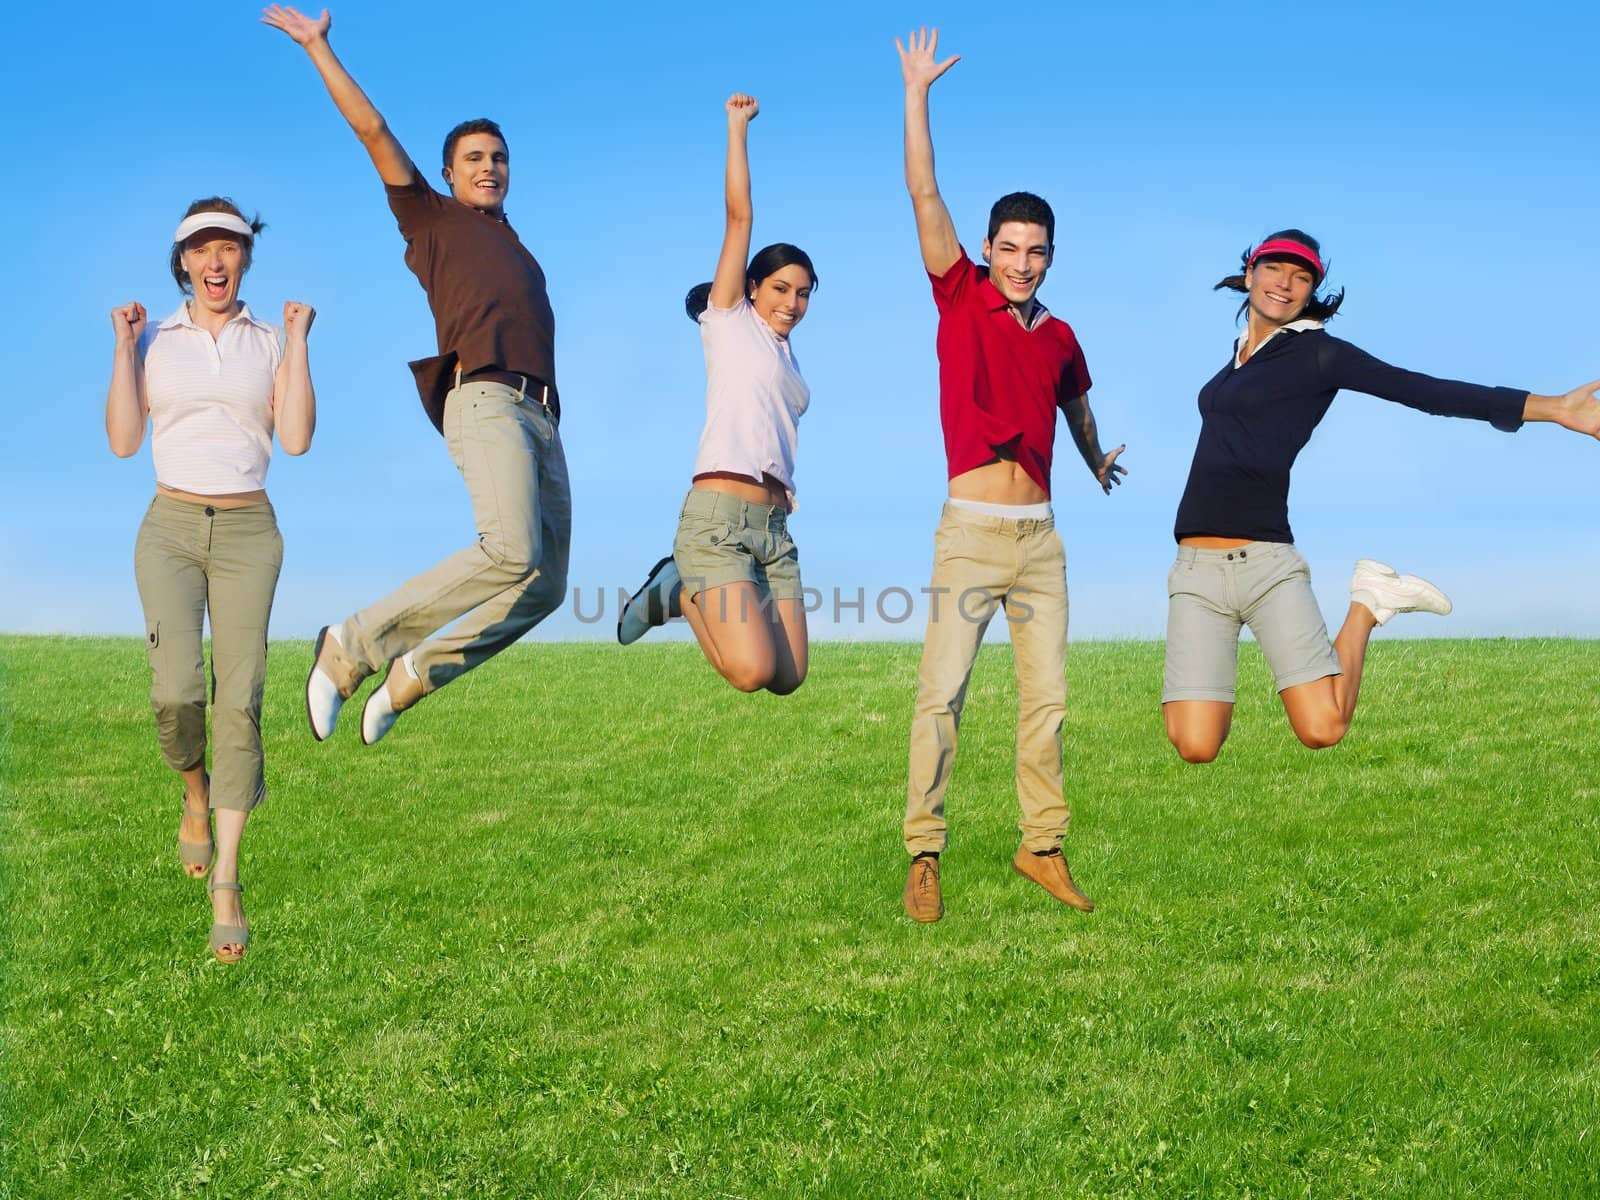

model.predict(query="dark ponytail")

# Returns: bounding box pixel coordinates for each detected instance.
[684,282,714,322]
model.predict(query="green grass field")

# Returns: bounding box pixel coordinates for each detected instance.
[3,635,1599,1198]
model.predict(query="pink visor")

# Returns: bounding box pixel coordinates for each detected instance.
[1248,238,1324,279]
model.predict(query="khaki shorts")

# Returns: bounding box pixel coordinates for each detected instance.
[672,487,802,603]
[1163,541,1341,703]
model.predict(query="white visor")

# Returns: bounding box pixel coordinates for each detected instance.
[173,211,255,244]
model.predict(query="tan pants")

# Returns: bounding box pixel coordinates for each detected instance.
[134,495,283,811]
[904,503,1071,854]
[341,379,571,692]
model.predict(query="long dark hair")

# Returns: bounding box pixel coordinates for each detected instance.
[169,197,265,295]
[1213,228,1344,322]
[685,243,818,322]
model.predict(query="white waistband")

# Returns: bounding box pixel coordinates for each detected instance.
[947,497,1053,519]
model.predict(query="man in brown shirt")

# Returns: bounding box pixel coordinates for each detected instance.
[266,5,570,746]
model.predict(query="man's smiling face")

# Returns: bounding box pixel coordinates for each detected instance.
[445,132,510,215]
[982,221,1052,307]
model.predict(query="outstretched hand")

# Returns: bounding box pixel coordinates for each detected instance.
[282,301,316,340]
[110,301,146,346]
[1555,379,1600,439]
[897,27,959,90]
[261,4,330,46]
[726,93,759,124]
[1096,445,1129,495]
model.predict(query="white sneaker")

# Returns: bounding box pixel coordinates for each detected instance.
[1350,561,1452,626]
[617,556,681,645]
[306,625,352,741]
[361,653,420,746]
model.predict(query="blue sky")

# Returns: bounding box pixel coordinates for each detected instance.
[3,0,1597,642]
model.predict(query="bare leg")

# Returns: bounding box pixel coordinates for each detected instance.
[1278,602,1378,748]
[680,582,779,692]
[179,764,210,879]
[1163,700,1235,763]
[764,598,809,695]
[210,808,249,959]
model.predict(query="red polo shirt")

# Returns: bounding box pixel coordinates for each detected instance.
[930,251,1092,497]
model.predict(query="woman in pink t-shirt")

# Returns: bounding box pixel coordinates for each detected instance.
[617,93,818,696]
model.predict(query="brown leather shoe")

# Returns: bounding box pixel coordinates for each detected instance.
[903,852,944,922]
[1011,847,1094,912]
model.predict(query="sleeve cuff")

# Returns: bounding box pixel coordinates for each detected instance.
[1491,386,1528,433]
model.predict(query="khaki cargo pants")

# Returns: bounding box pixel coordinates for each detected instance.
[134,494,283,811]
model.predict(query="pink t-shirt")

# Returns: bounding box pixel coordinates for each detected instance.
[692,298,810,503]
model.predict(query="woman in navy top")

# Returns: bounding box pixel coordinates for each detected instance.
[1163,229,1600,763]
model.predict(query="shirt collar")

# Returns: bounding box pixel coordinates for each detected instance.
[977,272,1051,331]
[158,301,271,333]
[1234,317,1322,367]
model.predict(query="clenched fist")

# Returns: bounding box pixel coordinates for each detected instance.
[283,300,316,340]
[111,301,147,346]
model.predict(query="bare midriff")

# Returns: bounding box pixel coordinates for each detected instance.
[948,459,1048,506]
[156,484,270,509]
[1178,536,1252,549]
[691,471,790,511]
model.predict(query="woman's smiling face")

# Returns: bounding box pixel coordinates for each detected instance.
[1245,257,1316,325]
[181,231,248,314]
[749,264,813,337]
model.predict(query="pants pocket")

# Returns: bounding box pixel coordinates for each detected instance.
[1166,561,1189,596]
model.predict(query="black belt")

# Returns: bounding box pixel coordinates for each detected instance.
[460,367,560,422]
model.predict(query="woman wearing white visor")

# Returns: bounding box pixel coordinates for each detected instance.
[106,198,316,963]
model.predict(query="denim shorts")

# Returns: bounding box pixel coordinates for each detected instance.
[1163,541,1341,703]
[672,487,803,602]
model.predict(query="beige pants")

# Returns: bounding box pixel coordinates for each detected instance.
[341,379,572,692]
[134,495,283,811]
[904,503,1071,854]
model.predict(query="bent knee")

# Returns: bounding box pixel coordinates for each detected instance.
[533,562,569,601]
[1293,718,1349,750]
[766,671,806,697]
[1169,734,1224,764]
[725,670,772,694]
[722,661,776,693]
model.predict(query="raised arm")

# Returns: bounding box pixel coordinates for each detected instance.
[897,27,961,276]
[273,302,318,455]
[106,302,148,457]
[708,94,759,311]
[1061,393,1128,495]
[261,6,416,187]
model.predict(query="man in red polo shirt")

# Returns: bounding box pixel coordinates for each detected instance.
[896,28,1128,923]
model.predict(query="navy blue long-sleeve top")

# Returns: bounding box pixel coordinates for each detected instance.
[1173,327,1527,543]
